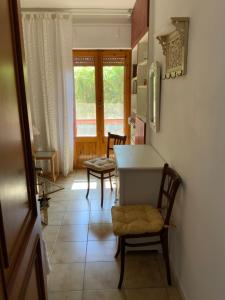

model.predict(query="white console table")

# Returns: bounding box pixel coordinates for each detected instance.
[114,145,165,206]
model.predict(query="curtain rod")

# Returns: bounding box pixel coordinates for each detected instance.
[21,8,132,17]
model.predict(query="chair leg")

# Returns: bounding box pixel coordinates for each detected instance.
[115,237,121,258]
[161,230,172,285]
[100,173,104,207]
[118,237,125,289]
[86,170,90,198]
[109,173,113,191]
[115,174,119,202]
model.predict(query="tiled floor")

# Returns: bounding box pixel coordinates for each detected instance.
[44,170,182,300]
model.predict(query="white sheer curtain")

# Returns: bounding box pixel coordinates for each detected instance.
[22,12,74,176]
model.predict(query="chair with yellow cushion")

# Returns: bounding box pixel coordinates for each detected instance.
[111,163,182,289]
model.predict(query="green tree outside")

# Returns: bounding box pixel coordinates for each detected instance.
[74,66,124,135]
[74,66,124,104]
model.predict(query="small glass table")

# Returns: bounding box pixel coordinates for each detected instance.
[37,176,64,225]
[34,151,59,182]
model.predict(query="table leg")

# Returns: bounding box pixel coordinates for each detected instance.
[42,207,48,225]
[50,157,55,182]
[55,151,59,178]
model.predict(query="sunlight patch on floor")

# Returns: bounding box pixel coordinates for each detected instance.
[104,180,114,189]
[71,180,115,190]
[71,180,97,190]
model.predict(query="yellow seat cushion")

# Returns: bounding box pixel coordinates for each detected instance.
[111,205,164,236]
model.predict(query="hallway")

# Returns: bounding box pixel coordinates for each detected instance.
[44,170,181,300]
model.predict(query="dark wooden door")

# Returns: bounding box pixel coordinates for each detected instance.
[0,1,47,299]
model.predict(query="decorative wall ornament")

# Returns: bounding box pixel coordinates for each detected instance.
[157,17,189,79]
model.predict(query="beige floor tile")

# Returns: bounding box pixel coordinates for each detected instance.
[84,262,120,290]
[48,212,65,225]
[54,183,74,190]
[73,191,89,201]
[124,288,168,300]
[83,289,126,300]
[167,287,182,300]
[83,288,168,300]
[53,188,84,199]
[52,193,80,202]
[53,189,89,204]
[48,201,68,212]
[58,225,88,242]
[43,225,60,242]
[48,291,82,300]
[90,198,115,211]
[56,178,71,185]
[70,170,86,180]
[67,200,90,211]
[123,256,165,288]
[86,241,117,262]
[53,187,74,194]
[51,242,87,263]
[46,241,55,257]
[88,223,116,241]
[56,177,76,186]
[62,211,90,225]
[90,211,112,223]
[48,263,85,291]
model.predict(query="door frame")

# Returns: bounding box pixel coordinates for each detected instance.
[73,49,131,167]
[0,0,47,298]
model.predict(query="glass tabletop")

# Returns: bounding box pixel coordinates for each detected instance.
[37,176,64,197]
[34,151,56,158]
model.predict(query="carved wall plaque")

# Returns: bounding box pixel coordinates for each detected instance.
[157,17,189,79]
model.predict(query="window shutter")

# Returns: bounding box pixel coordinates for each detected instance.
[102,56,126,66]
[73,56,95,66]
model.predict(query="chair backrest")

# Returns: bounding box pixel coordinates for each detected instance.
[106,132,127,158]
[157,163,182,226]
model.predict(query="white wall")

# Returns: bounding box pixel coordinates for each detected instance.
[72,24,131,49]
[147,1,225,299]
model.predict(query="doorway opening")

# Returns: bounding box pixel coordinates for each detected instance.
[73,50,131,167]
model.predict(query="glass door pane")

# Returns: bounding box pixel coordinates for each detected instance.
[103,66,124,136]
[74,66,96,136]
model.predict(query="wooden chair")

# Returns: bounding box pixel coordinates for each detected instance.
[111,163,182,289]
[84,132,126,207]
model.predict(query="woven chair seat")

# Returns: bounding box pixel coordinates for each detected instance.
[84,157,115,172]
[111,204,164,236]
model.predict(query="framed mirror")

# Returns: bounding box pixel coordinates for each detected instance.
[149,61,161,132]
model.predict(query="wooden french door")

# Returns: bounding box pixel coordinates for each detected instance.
[73,50,131,167]
[0,1,47,299]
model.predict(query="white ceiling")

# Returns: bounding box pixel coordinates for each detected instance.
[21,0,136,9]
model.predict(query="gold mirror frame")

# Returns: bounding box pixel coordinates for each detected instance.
[149,61,161,132]
[157,17,189,79]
